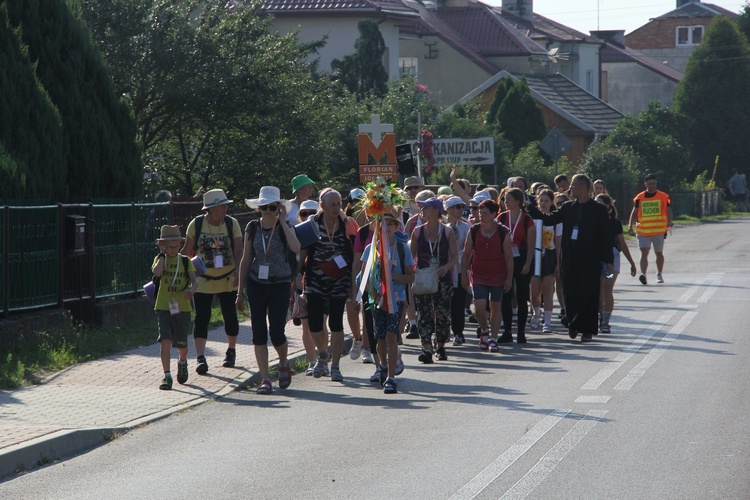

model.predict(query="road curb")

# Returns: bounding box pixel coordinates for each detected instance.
[0,338,352,481]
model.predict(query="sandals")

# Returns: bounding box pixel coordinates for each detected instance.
[256,378,272,395]
[488,339,498,353]
[278,362,292,389]
[383,378,398,394]
[479,336,489,351]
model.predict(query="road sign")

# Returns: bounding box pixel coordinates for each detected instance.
[430,137,494,166]
[539,128,572,161]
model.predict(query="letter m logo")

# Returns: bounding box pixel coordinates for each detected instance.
[358,133,396,165]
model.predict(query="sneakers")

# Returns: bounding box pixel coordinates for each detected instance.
[530,314,540,330]
[542,323,552,334]
[312,352,329,379]
[436,347,447,361]
[453,334,465,346]
[370,366,385,383]
[222,348,236,368]
[361,349,374,364]
[581,333,594,342]
[350,339,362,360]
[488,339,498,353]
[159,374,173,390]
[639,274,647,285]
[305,364,314,376]
[405,324,420,339]
[278,362,292,389]
[600,324,611,334]
[383,377,398,394]
[196,355,209,375]
[177,361,188,385]
[330,365,344,382]
[656,273,664,283]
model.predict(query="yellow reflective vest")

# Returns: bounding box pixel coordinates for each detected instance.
[633,190,670,236]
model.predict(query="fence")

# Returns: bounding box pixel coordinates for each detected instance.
[0,190,725,319]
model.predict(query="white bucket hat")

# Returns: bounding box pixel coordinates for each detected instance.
[245,186,292,211]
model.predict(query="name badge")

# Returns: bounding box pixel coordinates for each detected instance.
[169,298,180,316]
[213,251,224,269]
[512,245,520,258]
[571,226,579,241]
[430,257,439,266]
[333,254,347,269]
[258,265,270,280]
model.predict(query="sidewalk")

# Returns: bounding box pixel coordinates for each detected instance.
[0,318,334,479]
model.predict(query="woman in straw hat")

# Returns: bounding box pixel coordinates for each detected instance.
[183,188,243,375]
[236,186,300,394]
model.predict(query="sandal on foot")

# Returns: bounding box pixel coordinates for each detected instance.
[383,378,398,394]
[256,379,272,395]
[488,339,498,352]
[278,363,292,389]
[479,336,489,351]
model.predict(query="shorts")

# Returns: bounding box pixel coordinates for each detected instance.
[637,233,665,252]
[306,293,346,333]
[372,301,405,340]
[540,249,557,277]
[156,310,190,348]
[601,248,621,277]
[472,283,504,302]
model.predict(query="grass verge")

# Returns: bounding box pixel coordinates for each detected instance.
[0,302,249,390]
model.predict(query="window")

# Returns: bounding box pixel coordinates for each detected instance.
[676,25,704,46]
[399,57,418,77]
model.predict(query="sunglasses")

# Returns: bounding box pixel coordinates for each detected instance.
[259,204,278,211]
[451,204,466,210]
[405,186,421,191]
[299,211,316,217]
[470,206,479,211]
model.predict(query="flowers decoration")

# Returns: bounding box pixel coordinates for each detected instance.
[421,129,436,175]
[356,176,408,218]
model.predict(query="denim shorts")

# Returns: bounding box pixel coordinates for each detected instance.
[472,283,504,302]
[601,248,621,277]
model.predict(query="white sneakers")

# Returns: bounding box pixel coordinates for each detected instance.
[361,349,374,364]
[656,273,664,283]
[350,339,362,360]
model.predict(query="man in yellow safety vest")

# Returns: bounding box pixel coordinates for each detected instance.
[628,174,673,285]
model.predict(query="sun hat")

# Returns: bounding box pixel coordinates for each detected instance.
[245,186,292,211]
[299,199,320,212]
[349,188,366,201]
[437,186,453,196]
[443,195,465,210]
[403,176,424,188]
[414,190,435,202]
[292,174,315,193]
[471,190,491,204]
[417,197,444,213]
[201,189,232,210]
[157,225,185,242]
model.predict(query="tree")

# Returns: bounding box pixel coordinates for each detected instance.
[580,143,641,195]
[603,102,690,189]
[331,20,388,98]
[673,16,750,183]
[486,77,513,127]
[6,0,141,200]
[737,3,750,42]
[0,3,65,201]
[494,78,546,153]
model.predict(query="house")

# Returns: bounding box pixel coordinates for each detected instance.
[459,70,624,162]
[594,30,684,116]
[625,0,739,73]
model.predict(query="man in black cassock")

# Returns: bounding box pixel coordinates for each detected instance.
[526,174,613,341]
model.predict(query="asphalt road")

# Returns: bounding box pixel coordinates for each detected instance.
[3,217,750,499]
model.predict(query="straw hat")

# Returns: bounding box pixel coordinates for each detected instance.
[201,189,231,210]
[245,186,292,211]
[157,225,185,242]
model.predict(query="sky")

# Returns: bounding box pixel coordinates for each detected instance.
[484,0,747,35]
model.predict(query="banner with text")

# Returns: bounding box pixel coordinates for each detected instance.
[358,115,398,183]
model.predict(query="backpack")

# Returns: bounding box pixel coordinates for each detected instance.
[470,223,506,247]
[246,219,298,279]
[194,214,235,244]
[152,255,191,298]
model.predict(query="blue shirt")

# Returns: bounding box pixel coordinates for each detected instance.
[360,240,413,302]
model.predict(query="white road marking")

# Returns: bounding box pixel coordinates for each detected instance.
[574,395,611,403]
[677,282,703,303]
[615,311,698,391]
[581,312,675,390]
[500,410,609,500]
[697,283,721,303]
[450,409,570,500]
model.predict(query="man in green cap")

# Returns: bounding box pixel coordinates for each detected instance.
[287,174,315,223]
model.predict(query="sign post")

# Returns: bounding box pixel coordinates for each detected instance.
[358,115,398,183]
[539,128,572,175]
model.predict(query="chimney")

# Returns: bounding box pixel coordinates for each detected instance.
[502,0,533,21]
[677,0,696,7]
[439,0,469,7]
[591,30,626,47]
